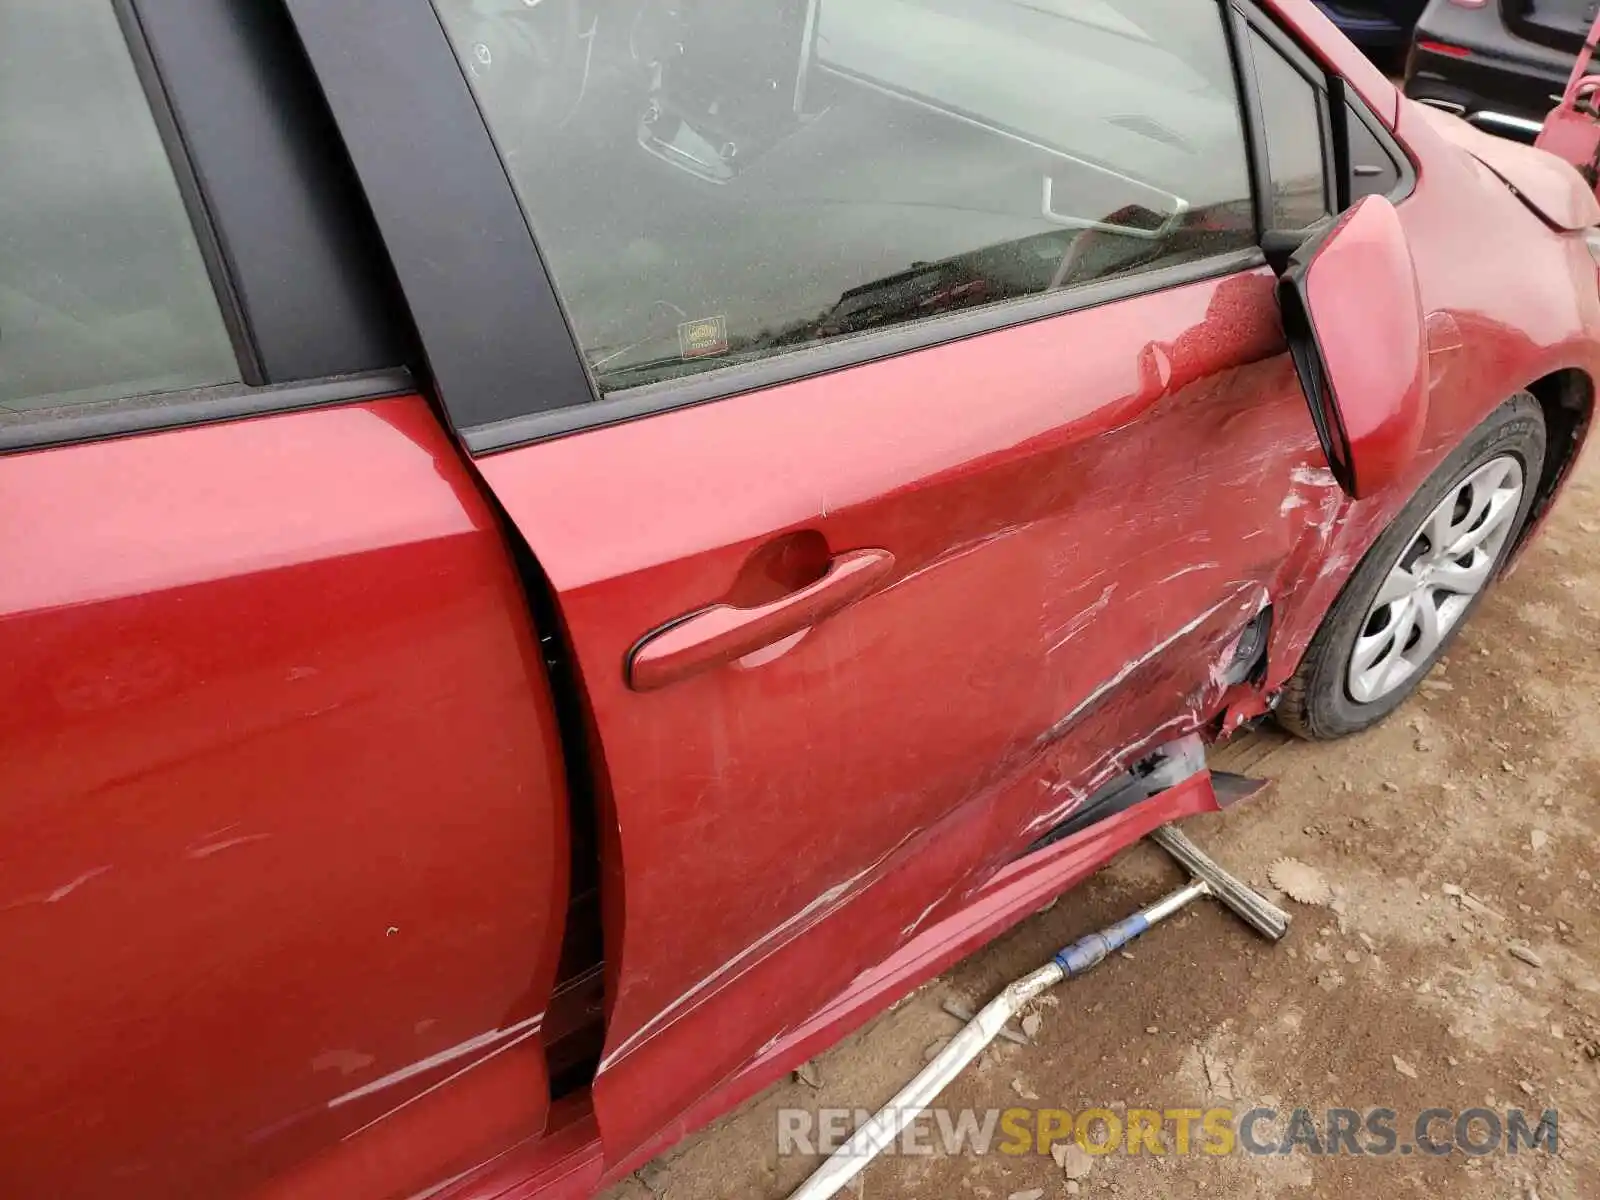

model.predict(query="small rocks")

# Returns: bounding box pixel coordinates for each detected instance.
[941,999,976,1023]
[1530,828,1550,852]
[923,1037,951,1062]
[1508,944,1545,969]
[1021,1012,1043,1041]
[1441,884,1505,922]
[1011,1076,1039,1100]
[1393,1055,1419,1079]
[1057,1142,1095,1180]
[1145,1026,1159,1035]
[636,1161,671,1195]
[794,1060,823,1089]
[1007,1189,1045,1200]
[1461,893,1505,922]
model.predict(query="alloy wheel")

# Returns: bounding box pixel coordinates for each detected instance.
[1345,455,1525,705]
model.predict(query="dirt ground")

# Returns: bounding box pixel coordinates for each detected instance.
[606,444,1600,1200]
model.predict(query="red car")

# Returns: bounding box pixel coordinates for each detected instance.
[2,0,1597,1196]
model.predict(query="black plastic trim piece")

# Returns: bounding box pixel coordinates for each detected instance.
[463,247,1269,454]
[1232,0,1417,220]
[114,0,260,385]
[1330,76,1356,213]
[1221,1,1272,238]
[0,370,415,455]
[280,0,598,433]
[283,0,1276,452]
[489,505,609,1099]
[130,0,416,385]
[1025,737,1208,851]
[1233,5,1339,231]
[1277,266,1356,493]
[1348,88,1419,206]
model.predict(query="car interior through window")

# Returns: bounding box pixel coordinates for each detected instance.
[430,0,1260,395]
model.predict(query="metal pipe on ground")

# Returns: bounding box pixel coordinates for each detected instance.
[786,819,1290,1200]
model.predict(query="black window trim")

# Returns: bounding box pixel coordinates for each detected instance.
[113,0,262,385]
[283,0,1277,456]
[1230,0,1416,223]
[1340,83,1418,208]
[126,0,419,386]
[1232,4,1340,231]
[460,248,1268,453]
[280,0,599,443]
[0,369,417,456]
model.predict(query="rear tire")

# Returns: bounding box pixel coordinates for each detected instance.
[1276,393,1546,740]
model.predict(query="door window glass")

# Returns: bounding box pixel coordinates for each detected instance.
[1244,26,1330,231]
[0,2,239,412]
[432,0,1256,394]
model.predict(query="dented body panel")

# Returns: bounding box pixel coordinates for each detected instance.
[9,2,1600,1198]
[477,86,1600,1195]
[480,264,1346,1165]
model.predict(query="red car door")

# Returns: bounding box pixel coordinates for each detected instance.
[474,273,1334,1162]
[301,0,1345,1166]
[0,6,570,1195]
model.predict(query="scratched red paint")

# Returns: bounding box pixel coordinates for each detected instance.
[3,0,1600,1194]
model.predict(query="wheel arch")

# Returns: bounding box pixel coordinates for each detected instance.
[1511,367,1596,562]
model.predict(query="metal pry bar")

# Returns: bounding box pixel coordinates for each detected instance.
[1149,824,1290,942]
[786,819,1290,1200]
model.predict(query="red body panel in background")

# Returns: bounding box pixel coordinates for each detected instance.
[0,398,570,1199]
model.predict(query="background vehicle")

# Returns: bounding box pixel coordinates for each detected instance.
[1404,0,1595,140]
[1313,0,1429,65]
[1,1,1597,1198]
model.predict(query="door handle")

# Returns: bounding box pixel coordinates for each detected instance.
[627,548,896,692]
